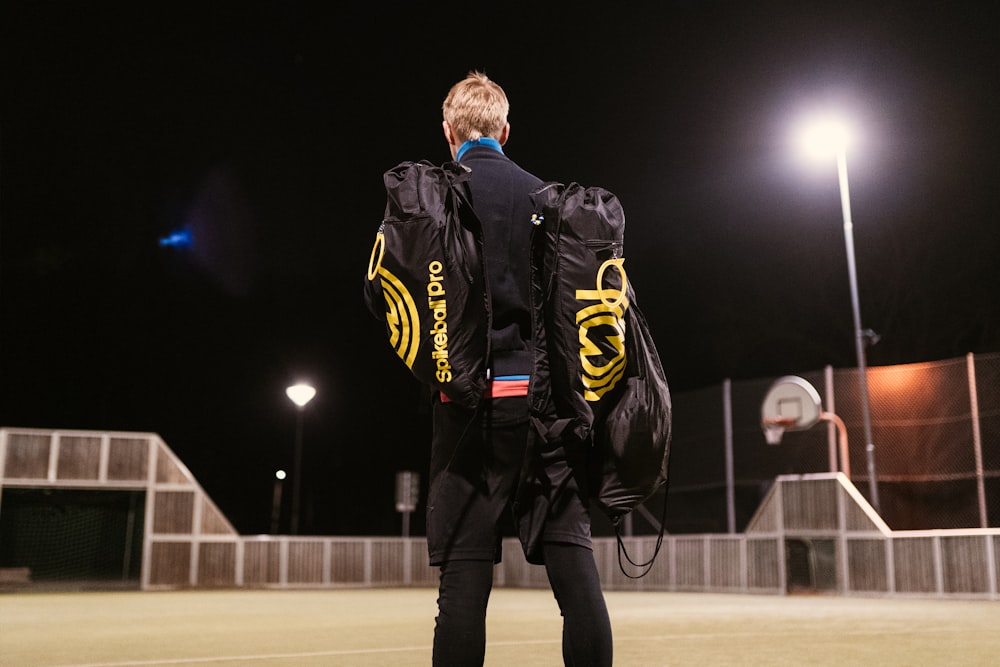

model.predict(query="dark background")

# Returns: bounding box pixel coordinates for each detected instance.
[2,1,997,536]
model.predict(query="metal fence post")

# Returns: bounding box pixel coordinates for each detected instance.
[724,379,735,534]
[967,352,987,528]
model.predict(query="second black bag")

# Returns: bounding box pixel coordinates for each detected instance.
[528,182,672,523]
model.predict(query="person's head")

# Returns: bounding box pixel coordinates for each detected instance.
[442,71,511,159]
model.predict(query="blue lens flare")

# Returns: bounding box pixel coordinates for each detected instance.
[159,228,193,248]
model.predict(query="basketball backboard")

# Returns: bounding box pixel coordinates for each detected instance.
[761,376,823,444]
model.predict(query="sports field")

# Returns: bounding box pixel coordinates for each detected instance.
[1,588,998,666]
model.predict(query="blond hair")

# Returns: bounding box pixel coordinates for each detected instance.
[442,71,510,143]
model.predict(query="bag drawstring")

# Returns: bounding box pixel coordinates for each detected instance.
[596,258,627,310]
[367,231,385,280]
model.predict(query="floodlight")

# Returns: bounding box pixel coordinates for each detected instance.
[285,383,316,408]
[796,114,851,162]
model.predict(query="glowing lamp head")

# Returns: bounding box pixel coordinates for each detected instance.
[286,383,316,408]
[797,115,852,162]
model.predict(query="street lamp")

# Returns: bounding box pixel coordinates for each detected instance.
[797,115,880,512]
[286,382,316,534]
[270,469,286,534]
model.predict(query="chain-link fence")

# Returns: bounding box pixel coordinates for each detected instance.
[659,352,1000,533]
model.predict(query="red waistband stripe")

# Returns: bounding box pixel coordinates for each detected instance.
[440,378,529,403]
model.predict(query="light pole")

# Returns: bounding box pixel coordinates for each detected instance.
[270,469,286,534]
[799,117,880,512]
[286,382,316,534]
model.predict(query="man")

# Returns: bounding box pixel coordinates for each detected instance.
[427,71,613,666]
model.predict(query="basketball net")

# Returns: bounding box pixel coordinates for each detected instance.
[762,417,798,445]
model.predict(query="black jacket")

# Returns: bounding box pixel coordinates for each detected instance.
[458,145,543,378]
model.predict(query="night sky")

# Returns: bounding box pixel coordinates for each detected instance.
[2,1,998,536]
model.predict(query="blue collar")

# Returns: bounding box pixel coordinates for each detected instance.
[456,137,504,161]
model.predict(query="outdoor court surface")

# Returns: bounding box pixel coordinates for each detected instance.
[2,588,998,666]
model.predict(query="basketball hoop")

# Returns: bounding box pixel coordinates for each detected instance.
[762,416,798,445]
[760,376,824,445]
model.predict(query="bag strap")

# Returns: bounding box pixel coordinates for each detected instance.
[614,478,671,578]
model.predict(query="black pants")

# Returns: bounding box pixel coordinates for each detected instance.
[432,542,613,666]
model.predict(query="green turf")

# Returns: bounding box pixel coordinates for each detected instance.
[1,588,998,666]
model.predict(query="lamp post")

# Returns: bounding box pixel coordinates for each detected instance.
[286,382,316,534]
[270,469,286,534]
[799,117,880,512]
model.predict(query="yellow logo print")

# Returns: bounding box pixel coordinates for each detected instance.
[576,258,629,401]
[426,260,453,383]
[369,231,421,369]
[378,266,420,369]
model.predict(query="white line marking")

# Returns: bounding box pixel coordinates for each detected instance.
[46,628,964,667]
[48,640,562,667]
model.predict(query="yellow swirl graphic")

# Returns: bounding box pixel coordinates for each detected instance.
[377,266,420,369]
[576,284,629,402]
